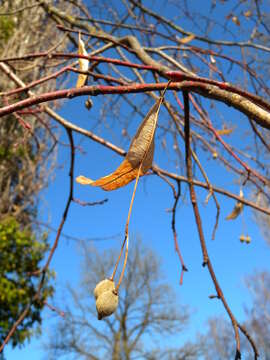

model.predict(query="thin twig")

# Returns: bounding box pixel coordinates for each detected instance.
[72,197,108,206]
[171,180,188,285]
[183,90,243,359]
[1,60,266,217]
[44,301,65,317]
[2,80,270,138]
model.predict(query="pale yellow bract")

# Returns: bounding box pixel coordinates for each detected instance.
[226,189,244,220]
[76,96,164,191]
[76,33,89,88]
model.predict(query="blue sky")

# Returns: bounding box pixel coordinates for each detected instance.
[4,0,270,359]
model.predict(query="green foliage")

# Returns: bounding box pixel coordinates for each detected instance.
[0,2,60,353]
[0,57,52,351]
[0,16,15,44]
[0,217,53,348]
[0,115,39,225]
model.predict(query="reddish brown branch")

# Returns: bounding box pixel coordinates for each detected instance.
[207,116,267,185]
[183,90,259,359]
[1,52,156,71]
[42,128,74,271]
[2,51,270,112]
[167,71,270,113]
[2,81,270,136]
[188,94,270,202]
[0,65,74,97]
[170,93,221,240]
[44,301,65,317]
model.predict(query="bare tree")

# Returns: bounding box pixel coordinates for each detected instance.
[196,271,270,360]
[244,271,270,357]
[2,1,270,358]
[47,238,198,360]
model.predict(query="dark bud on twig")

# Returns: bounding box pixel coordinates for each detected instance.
[85,97,93,110]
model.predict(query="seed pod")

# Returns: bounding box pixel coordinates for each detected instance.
[94,279,115,300]
[239,234,245,243]
[96,290,118,320]
[245,236,251,244]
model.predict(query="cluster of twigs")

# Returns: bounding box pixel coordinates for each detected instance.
[1,1,270,358]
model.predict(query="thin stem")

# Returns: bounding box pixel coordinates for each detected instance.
[171,181,188,284]
[113,83,170,291]
[114,164,142,293]
[183,90,243,359]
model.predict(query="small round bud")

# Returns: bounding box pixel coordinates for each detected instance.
[96,290,118,320]
[94,279,115,300]
[85,98,93,110]
[239,234,245,243]
[245,236,251,244]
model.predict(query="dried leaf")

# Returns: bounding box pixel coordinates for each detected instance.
[226,202,243,220]
[178,34,195,44]
[217,126,235,136]
[210,55,216,64]
[244,10,252,18]
[76,97,164,191]
[76,33,89,88]
[232,16,240,26]
[226,189,244,220]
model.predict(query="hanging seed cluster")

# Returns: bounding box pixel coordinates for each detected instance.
[83,90,169,319]
[94,279,118,320]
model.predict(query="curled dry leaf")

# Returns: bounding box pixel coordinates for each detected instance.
[226,189,244,220]
[177,34,195,44]
[76,33,89,88]
[210,55,216,64]
[77,96,164,191]
[216,126,235,136]
[232,16,240,26]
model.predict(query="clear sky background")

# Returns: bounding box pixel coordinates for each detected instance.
[4,1,270,359]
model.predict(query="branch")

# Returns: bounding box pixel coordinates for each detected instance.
[183,90,258,359]
[2,81,270,137]
[170,180,188,284]
[129,0,270,53]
